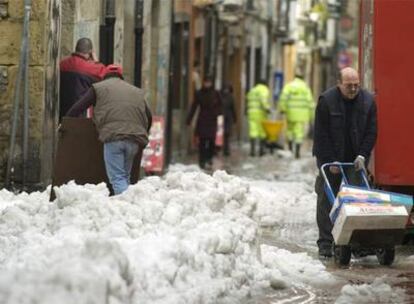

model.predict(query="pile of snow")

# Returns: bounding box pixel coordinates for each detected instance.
[261,245,332,287]
[335,277,406,304]
[250,180,316,227]
[0,168,332,303]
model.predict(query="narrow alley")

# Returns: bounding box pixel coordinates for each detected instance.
[0,1,414,303]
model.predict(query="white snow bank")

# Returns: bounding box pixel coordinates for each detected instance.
[0,168,330,303]
[261,245,335,287]
[335,277,406,304]
[249,180,316,227]
[241,163,255,170]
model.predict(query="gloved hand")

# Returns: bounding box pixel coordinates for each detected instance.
[329,161,341,174]
[354,155,366,171]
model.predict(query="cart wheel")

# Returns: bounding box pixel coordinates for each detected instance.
[334,245,351,266]
[376,248,395,266]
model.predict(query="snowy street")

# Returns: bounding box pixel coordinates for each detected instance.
[1,0,413,303]
[0,145,413,303]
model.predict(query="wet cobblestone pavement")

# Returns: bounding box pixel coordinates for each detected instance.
[176,141,414,303]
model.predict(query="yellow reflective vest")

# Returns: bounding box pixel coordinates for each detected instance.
[246,83,270,138]
[278,78,315,122]
[247,84,270,119]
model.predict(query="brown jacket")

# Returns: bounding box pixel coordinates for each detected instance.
[93,78,152,147]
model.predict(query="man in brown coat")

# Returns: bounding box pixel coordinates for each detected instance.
[66,64,152,194]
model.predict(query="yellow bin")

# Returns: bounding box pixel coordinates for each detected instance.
[262,120,284,142]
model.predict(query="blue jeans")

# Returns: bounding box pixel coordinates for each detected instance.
[104,140,139,195]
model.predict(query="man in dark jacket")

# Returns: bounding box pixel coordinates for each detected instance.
[312,67,377,257]
[187,76,223,169]
[59,38,106,121]
[66,64,152,195]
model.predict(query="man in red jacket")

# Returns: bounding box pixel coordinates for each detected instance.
[59,38,106,121]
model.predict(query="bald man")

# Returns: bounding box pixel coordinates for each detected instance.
[312,67,377,257]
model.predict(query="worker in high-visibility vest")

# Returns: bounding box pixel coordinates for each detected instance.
[246,80,270,156]
[278,71,315,158]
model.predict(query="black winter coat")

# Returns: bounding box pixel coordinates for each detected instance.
[312,87,377,168]
[187,88,223,139]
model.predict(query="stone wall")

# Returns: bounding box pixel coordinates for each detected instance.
[113,0,136,83]
[141,0,152,103]
[142,0,172,115]
[0,0,173,187]
[61,0,101,59]
[41,0,61,186]
[74,0,101,56]
[155,1,171,115]
[0,0,47,186]
[60,0,75,57]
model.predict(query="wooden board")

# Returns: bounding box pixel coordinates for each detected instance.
[50,117,141,200]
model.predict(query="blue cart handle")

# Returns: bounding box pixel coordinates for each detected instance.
[320,162,371,204]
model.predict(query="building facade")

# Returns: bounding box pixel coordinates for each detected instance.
[0,0,173,189]
[0,0,347,190]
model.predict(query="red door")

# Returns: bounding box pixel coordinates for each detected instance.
[361,0,414,186]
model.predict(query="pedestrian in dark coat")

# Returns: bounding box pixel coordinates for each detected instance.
[312,67,377,257]
[187,76,223,169]
[221,84,237,156]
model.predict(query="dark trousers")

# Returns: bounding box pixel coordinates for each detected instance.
[315,168,363,247]
[199,137,215,168]
[250,138,265,156]
[223,132,231,156]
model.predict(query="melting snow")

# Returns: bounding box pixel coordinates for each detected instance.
[335,277,406,304]
[0,166,333,303]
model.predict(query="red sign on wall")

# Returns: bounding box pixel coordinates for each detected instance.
[141,116,165,173]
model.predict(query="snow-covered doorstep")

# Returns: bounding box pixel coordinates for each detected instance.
[0,168,335,304]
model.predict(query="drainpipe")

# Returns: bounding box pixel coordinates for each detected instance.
[99,0,116,64]
[179,23,190,156]
[165,4,175,167]
[134,0,144,87]
[22,30,30,189]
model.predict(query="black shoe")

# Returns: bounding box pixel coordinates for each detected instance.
[318,245,333,258]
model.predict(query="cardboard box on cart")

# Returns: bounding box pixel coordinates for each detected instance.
[330,186,413,245]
